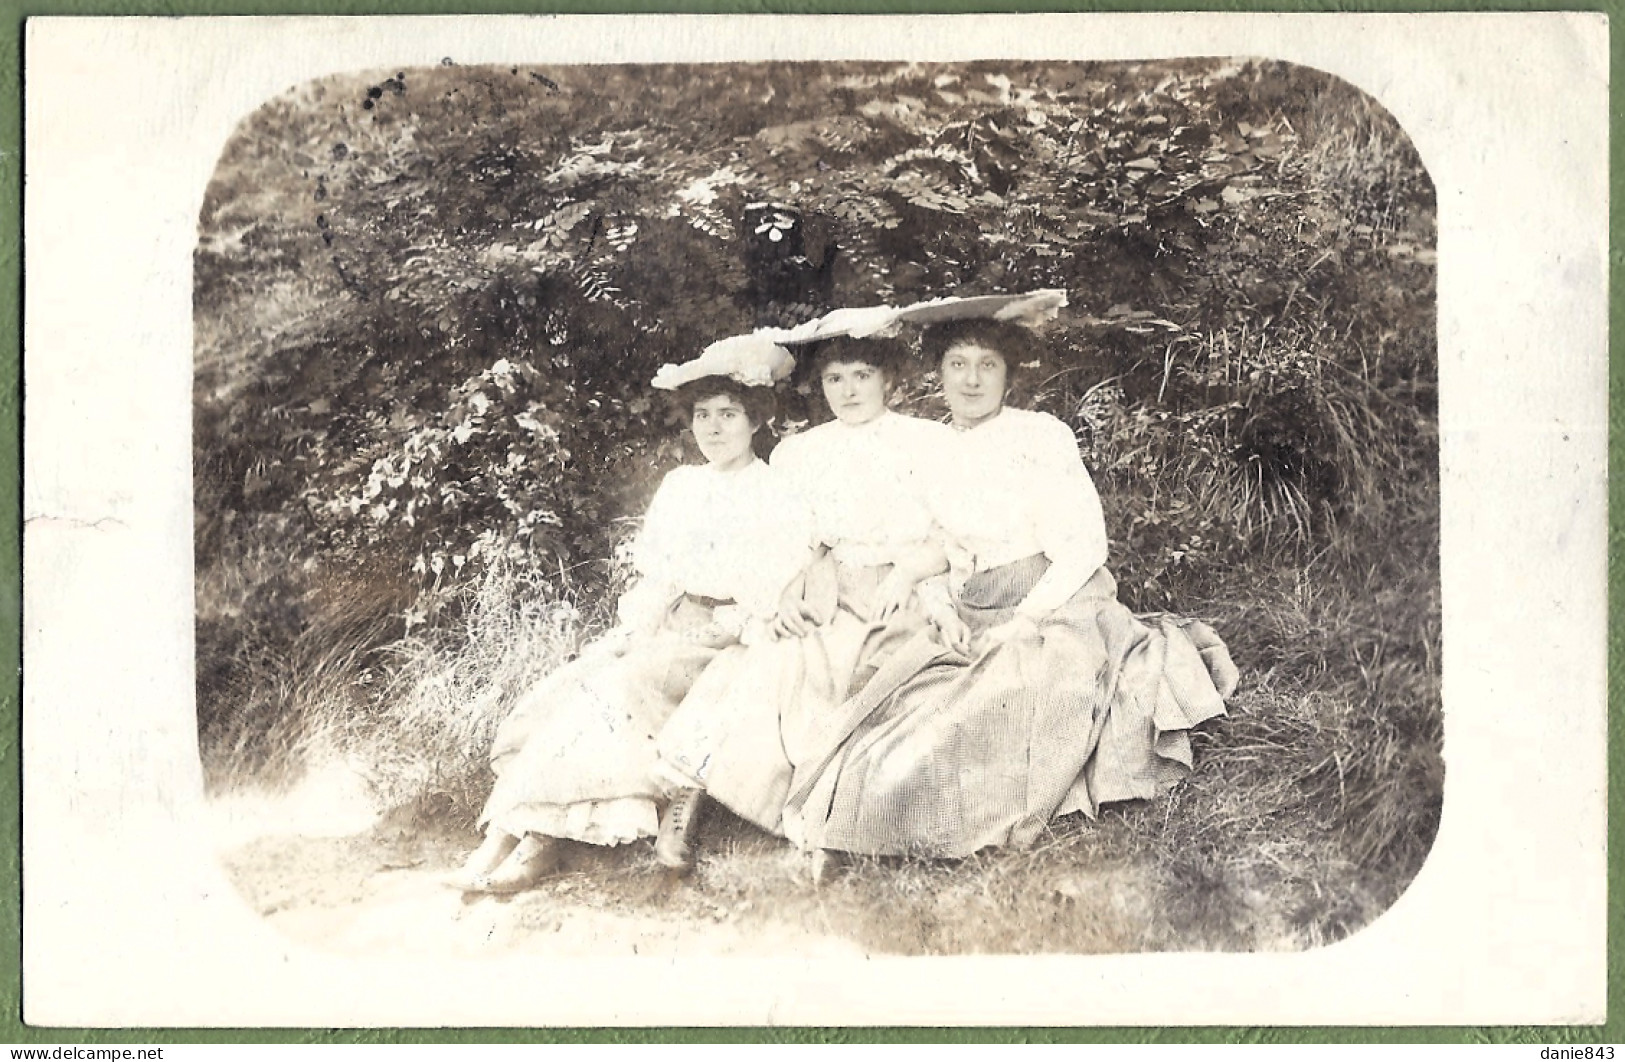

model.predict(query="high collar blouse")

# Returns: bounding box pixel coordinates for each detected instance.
[925,407,1109,603]
[769,410,953,567]
[620,458,810,627]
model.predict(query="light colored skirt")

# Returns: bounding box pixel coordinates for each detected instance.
[780,555,1238,858]
[656,559,930,836]
[480,595,732,845]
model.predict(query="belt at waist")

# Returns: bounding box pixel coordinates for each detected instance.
[683,593,736,610]
[958,553,1050,611]
[830,539,932,569]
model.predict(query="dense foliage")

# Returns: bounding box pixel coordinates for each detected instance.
[195,58,1440,944]
[196,58,1433,600]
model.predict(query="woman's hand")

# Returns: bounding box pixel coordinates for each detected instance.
[771,581,824,639]
[870,568,917,623]
[683,621,738,650]
[975,614,1040,654]
[582,625,637,660]
[929,610,974,657]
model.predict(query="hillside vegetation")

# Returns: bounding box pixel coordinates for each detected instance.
[195,58,1440,950]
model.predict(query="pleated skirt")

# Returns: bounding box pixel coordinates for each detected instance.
[480,596,729,845]
[781,556,1237,858]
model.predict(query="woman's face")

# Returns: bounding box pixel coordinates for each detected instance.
[690,393,758,472]
[820,360,890,426]
[940,342,1009,429]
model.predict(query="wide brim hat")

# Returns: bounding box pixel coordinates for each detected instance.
[774,289,1068,345]
[650,289,1067,389]
[650,333,797,391]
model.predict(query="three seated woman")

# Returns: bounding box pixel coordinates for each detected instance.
[451,296,1237,893]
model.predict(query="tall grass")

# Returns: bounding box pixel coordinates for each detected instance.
[338,559,605,824]
[1297,78,1434,244]
[210,533,1441,955]
[201,510,1440,953]
[195,514,411,791]
[1144,549,1443,948]
[196,534,617,824]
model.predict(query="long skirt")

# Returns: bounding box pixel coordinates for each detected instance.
[480,595,732,846]
[780,555,1237,858]
[656,558,931,836]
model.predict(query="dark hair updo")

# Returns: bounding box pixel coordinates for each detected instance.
[922,318,1038,370]
[922,318,1046,404]
[671,375,779,430]
[804,334,910,384]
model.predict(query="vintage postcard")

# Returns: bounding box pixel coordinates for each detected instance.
[20,13,1607,1027]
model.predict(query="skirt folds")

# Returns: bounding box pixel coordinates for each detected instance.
[781,556,1235,858]
[657,558,930,835]
[480,595,729,845]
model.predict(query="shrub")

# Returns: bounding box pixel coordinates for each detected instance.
[195,60,1441,949]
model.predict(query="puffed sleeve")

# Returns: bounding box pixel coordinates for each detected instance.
[614,467,688,632]
[1034,416,1108,569]
[1016,416,1110,619]
[767,431,825,551]
[732,470,815,622]
[893,419,953,582]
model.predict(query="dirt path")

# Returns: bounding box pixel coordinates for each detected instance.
[207,762,1195,957]
[208,768,871,959]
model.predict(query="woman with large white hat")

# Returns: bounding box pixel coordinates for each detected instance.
[650,293,1072,872]
[649,330,952,872]
[781,313,1238,863]
[448,337,809,893]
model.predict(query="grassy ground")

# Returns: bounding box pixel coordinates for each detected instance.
[194,58,1440,955]
[201,524,1442,954]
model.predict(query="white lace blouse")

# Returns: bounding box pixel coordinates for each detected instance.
[924,407,1109,618]
[616,459,810,632]
[769,410,953,568]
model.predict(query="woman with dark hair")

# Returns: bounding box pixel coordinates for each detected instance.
[651,333,952,871]
[448,340,808,893]
[779,317,1238,862]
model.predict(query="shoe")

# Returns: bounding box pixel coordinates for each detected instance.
[442,830,520,890]
[809,848,846,887]
[654,788,707,874]
[470,834,561,894]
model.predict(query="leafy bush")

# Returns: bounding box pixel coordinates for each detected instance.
[195,58,1441,945]
[196,58,1434,598]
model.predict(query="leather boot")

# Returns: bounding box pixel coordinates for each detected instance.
[442,829,520,891]
[471,833,561,894]
[655,788,707,874]
[809,848,847,887]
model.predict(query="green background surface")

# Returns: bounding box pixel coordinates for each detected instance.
[2,0,1614,1045]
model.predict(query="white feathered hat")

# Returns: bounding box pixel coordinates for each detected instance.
[649,333,797,391]
[650,289,1068,390]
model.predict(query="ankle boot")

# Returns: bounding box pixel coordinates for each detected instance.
[471,834,561,894]
[655,788,707,874]
[809,848,847,887]
[443,829,520,890]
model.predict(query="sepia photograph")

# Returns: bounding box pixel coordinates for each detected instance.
[21,13,1606,1028]
[195,56,1439,958]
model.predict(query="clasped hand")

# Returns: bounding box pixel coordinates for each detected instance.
[978,614,1040,652]
[582,625,638,659]
[770,584,823,639]
[771,568,917,638]
[928,611,1039,657]
[868,569,916,623]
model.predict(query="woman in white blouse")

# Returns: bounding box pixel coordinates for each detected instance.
[652,335,952,867]
[781,318,1239,861]
[448,353,808,893]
